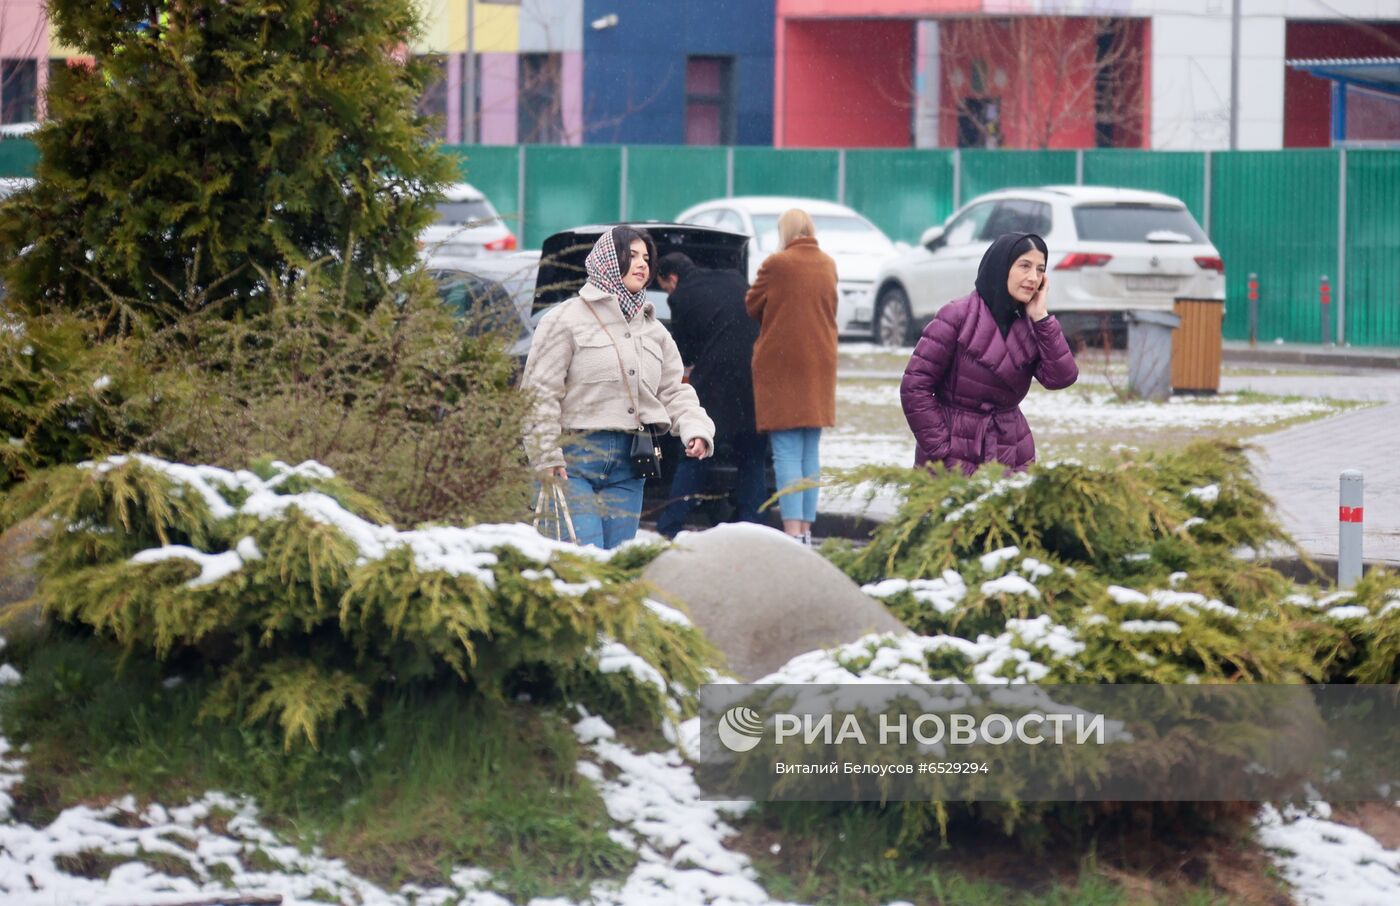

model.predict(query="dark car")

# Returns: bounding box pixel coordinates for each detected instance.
[427,250,541,359]
[528,222,777,530]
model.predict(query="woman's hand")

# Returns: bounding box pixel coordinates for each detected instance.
[542,465,568,481]
[685,438,710,459]
[1025,275,1050,322]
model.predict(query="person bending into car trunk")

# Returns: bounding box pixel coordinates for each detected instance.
[901,232,1078,476]
[654,252,767,538]
[521,226,714,549]
[745,208,839,547]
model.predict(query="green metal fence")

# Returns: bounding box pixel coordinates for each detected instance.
[1210,151,1341,345]
[0,139,37,179]
[3,140,1397,346]
[1345,150,1400,348]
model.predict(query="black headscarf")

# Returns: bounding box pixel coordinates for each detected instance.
[974,233,1049,337]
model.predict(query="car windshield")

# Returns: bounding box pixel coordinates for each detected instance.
[1072,204,1207,243]
[434,199,496,226]
[751,214,889,253]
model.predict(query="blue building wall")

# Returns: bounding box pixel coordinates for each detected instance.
[582,0,775,145]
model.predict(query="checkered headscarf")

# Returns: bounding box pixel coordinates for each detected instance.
[585,228,648,322]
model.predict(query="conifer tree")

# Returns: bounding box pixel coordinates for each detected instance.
[0,0,454,329]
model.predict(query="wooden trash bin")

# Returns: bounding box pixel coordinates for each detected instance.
[1170,298,1223,394]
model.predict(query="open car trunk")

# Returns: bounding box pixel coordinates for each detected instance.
[533,223,750,320]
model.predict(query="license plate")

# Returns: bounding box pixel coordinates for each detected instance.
[1125,275,1180,292]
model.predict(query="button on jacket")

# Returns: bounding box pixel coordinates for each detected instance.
[521,282,716,471]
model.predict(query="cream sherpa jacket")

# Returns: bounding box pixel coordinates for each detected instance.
[520,282,715,471]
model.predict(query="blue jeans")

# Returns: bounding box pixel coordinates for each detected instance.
[558,430,645,549]
[656,432,769,538]
[770,427,821,523]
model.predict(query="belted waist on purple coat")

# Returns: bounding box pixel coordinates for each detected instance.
[935,399,1022,464]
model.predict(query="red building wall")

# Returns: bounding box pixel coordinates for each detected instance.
[778,18,915,147]
[1285,22,1400,148]
[938,18,1142,149]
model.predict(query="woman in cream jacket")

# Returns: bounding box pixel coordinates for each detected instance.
[520,226,714,549]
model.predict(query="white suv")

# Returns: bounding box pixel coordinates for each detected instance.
[868,186,1224,346]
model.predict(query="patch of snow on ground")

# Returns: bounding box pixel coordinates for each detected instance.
[1257,803,1400,906]
[835,383,1335,432]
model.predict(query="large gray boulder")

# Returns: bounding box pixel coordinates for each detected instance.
[642,523,905,681]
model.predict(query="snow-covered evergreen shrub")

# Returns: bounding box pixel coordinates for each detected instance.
[5,456,716,747]
[768,441,1400,847]
[0,310,151,497]
[834,441,1281,586]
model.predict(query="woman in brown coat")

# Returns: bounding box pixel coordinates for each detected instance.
[744,208,839,545]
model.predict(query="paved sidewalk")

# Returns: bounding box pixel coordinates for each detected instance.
[1223,340,1400,371]
[1247,401,1400,567]
[1222,366,1400,566]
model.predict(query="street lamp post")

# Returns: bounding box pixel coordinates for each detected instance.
[1229,0,1240,149]
[463,0,476,144]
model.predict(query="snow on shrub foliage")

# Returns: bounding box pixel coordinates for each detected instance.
[743,441,1400,845]
[3,455,718,747]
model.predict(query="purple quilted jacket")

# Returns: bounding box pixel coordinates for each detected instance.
[901,292,1078,474]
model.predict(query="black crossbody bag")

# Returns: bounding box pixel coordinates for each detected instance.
[584,304,663,480]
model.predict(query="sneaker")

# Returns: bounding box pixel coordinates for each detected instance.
[801,531,813,548]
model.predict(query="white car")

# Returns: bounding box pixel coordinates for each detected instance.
[420,182,516,258]
[868,186,1225,346]
[674,196,899,339]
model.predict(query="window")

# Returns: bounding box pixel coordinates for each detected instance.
[434,199,497,226]
[685,56,734,145]
[415,55,449,140]
[957,98,1000,149]
[710,209,745,234]
[1071,205,1207,243]
[983,200,1053,237]
[1,60,38,124]
[518,53,564,144]
[941,203,997,247]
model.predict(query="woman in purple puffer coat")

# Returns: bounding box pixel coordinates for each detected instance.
[901,232,1078,475]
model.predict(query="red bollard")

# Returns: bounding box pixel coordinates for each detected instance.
[1247,273,1259,348]
[1320,275,1332,346]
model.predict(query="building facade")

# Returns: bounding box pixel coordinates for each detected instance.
[412,0,777,146]
[0,0,49,125]
[579,0,776,145]
[774,0,1400,150]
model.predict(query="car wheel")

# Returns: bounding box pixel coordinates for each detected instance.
[874,286,913,347]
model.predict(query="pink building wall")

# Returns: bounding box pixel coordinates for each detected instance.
[479,53,518,145]
[561,51,582,146]
[1,0,50,120]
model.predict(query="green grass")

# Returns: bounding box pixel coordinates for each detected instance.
[0,630,635,900]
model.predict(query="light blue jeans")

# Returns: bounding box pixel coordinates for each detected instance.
[557,430,646,549]
[769,427,821,523]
